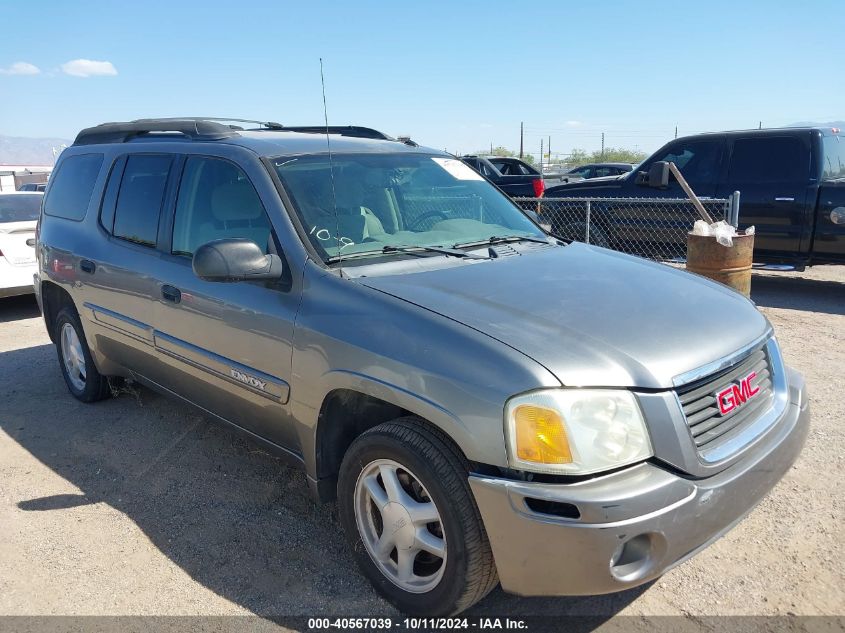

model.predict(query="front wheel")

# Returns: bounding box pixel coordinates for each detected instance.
[337,418,498,615]
[555,221,611,248]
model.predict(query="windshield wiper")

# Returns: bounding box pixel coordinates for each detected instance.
[325,244,490,264]
[452,235,551,249]
[382,244,490,259]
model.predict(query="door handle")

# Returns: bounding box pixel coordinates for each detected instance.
[774,197,795,202]
[79,259,96,274]
[25,238,36,247]
[161,284,182,304]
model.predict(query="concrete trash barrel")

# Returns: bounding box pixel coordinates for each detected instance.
[686,232,755,297]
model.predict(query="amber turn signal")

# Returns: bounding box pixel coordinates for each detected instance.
[513,404,573,465]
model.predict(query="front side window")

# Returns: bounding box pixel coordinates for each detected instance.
[112,154,173,247]
[728,137,808,183]
[654,139,722,185]
[822,134,845,180]
[172,156,271,257]
[43,153,104,220]
[273,153,543,261]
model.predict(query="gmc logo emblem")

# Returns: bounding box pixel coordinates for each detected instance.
[716,371,760,415]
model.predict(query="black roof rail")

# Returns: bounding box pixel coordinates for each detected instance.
[133,117,284,130]
[279,125,394,140]
[73,119,245,145]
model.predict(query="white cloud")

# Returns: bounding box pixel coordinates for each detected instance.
[60,59,117,78]
[0,61,41,75]
[565,120,583,127]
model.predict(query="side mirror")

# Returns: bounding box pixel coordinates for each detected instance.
[636,162,671,187]
[192,238,283,282]
[647,161,671,188]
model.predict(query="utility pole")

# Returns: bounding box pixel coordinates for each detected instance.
[490,142,493,155]
[758,121,762,129]
[548,135,551,164]
[675,125,678,139]
[601,132,605,159]
[519,122,524,158]
[540,138,544,174]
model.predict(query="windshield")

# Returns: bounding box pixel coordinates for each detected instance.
[272,153,543,261]
[0,193,42,222]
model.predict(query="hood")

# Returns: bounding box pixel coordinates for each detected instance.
[358,243,769,389]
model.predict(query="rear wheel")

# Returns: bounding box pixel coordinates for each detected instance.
[337,418,498,615]
[55,306,111,402]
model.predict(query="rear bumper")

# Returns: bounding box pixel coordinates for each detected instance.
[469,369,809,596]
[0,261,36,298]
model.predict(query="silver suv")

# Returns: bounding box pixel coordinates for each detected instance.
[34,118,809,615]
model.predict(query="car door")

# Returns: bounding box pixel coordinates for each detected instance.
[81,152,176,380]
[716,135,813,260]
[151,154,301,450]
[809,133,845,263]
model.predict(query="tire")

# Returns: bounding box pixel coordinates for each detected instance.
[54,305,111,403]
[555,221,610,248]
[337,417,498,615]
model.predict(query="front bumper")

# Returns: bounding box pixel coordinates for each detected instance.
[469,368,809,596]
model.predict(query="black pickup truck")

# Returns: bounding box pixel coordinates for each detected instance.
[461,155,546,198]
[544,127,845,266]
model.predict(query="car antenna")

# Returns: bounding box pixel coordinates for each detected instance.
[320,57,343,276]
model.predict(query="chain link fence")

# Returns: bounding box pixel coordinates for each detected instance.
[515,196,736,262]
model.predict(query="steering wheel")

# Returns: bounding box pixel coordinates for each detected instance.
[408,211,449,231]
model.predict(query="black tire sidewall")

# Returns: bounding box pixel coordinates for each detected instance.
[55,307,105,402]
[557,220,610,248]
[338,429,474,616]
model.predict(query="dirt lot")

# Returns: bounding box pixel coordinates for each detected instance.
[0,267,843,626]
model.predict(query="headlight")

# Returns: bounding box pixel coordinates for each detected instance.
[504,389,653,475]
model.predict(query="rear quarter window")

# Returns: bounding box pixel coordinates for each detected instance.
[43,153,104,220]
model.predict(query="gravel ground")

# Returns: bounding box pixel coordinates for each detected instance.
[0,267,842,626]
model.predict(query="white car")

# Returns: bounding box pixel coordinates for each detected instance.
[0,191,41,298]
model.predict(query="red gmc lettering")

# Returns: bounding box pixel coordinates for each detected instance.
[717,371,759,415]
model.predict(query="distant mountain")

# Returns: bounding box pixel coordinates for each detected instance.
[0,134,72,165]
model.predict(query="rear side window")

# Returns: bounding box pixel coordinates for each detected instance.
[728,137,808,183]
[112,154,173,247]
[44,153,104,220]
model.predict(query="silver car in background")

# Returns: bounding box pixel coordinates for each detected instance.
[0,191,41,297]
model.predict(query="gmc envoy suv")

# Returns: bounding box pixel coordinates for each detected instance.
[34,118,809,615]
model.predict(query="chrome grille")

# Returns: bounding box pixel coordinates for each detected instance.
[676,347,774,450]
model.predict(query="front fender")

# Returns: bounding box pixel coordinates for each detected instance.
[289,262,561,486]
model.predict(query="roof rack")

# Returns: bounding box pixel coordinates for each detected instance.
[73,118,417,146]
[134,117,284,130]
[279,125,393,140]
[73,119,248,145]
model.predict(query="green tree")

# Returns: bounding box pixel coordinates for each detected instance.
[472,146,535,165]
[567,148,589,165]
[565,147,647,166]
[593,147,648,164]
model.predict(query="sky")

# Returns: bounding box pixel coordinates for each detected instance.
[1,0,842,159]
